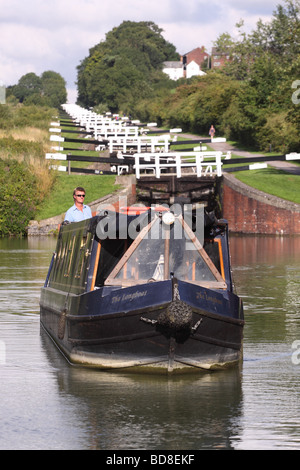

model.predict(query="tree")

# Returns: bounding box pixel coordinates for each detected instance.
[76,21,179,112]
[40,71,67,107]
[211,0,300,150]
[11,71,67,107]
[13,73,42,102]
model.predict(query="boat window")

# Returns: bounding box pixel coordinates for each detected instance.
[63,235,76,277]
[48,219,96,294]
[75,232,93,279]
[95,239,130,287]
[54,236,64,273]
[105,215,226,288]
[204,239,224,278]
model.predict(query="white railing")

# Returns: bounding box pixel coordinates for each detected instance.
[95,126,140,139]
[45,150,224,178]
[55,105,225,178]
[108,135,171,153]
[61,104,132,133]
[133,151,223,179]
[50,106,300,180]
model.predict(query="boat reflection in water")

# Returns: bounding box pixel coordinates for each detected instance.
[40,205,244,373]
[40,327,243,450]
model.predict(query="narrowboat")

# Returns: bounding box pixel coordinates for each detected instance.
[40,205,244,373]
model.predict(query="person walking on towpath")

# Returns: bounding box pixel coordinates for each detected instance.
[64,186,92,223]
[209,125,216,141]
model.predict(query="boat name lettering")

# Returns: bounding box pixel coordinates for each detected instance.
[111,290,148,303]
[196,291,222,305]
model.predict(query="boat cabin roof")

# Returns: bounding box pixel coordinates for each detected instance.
[46,208,230,295]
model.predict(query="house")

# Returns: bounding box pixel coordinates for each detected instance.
[162,61,184,80]
[162,46,232,79]
[163,47,209,81]
[182,47,210,76]
[210,47,232,69]
[185,61,206,79]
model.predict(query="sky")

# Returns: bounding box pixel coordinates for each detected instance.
[0,0,282,103]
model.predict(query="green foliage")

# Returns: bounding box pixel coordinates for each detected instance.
[132,0,300,153]
[9,70,67,107]
[74,2,300,153]
[0,103,58,236]
[0,159,44,236]
[0,136,44,158]
[256,112,299,153]
[40,71,67,108]
[135,74,242,136]
[220,83,264,148]
[13,72,43,102]
[77,21,179,113]
[0,104,55,130]
[192,76,240,134]
[0,104,13,129]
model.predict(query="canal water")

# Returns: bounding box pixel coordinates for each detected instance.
[0,235,300,450]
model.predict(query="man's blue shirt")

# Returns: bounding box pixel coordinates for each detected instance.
[64,204,92,223]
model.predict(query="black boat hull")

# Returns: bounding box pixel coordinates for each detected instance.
[40,279,244,373]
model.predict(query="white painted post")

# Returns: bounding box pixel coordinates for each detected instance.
[196,154,202,177]
[45,153,67,160]
[165,135,169,152]
[50,135,65,142]
[134,155,140,179]
[249,163,268,170]
[216,152,222,176]
[176,154,181,178]
[155,154,160,178]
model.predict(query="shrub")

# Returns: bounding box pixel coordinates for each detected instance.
[256,112,300,153]
[13,105,55,129]
[0,103,55,130]
[0,104,13,129]
[0,137,44,159]
[0,159,46,236]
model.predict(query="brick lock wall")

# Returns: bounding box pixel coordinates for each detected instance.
[222,174,300,235]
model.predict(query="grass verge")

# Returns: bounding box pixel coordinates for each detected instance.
[233,167,300,205]
[35,173,119,220]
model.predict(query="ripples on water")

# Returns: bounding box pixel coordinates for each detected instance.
[0,236,300,450]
